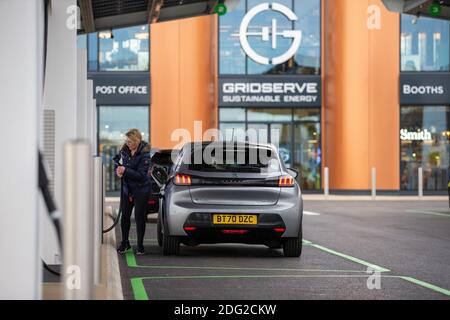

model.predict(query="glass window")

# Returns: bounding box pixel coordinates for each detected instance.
[186,145,281,175]
[218,107,322,190]
[219,123,247,142]
[77,34,86,50]
[247,108,292,122]
[99,106,150,192]
[400,106,450,191]
[293,0,321,75]
[219,0,321,75]
[247,0,293,75]
[293,108,320,121]
[271,123,293,166]
[219,0,246,74]
[99,25,149,71]
[401,15,450,71]
[88,32,98,71]
[294,122,321,190]
[247,123,270,144]
[220,108,246,121]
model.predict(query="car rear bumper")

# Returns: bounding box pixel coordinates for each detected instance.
[163,184,303,238]
[180,213,288,245]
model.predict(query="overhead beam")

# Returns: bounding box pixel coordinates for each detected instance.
[79,0,95,33]
[147,0,164,24]
[404,0,430,12]
[206,0,219,14]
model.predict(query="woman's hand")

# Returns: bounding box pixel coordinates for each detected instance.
[116,166,125,178]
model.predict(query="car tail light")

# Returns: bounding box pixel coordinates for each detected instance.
[278,176,295,187]
[175,174,192,186]
[184,226,197,231]
[274,228,286,233]
[147,199,157,205]
[221,230,249,235]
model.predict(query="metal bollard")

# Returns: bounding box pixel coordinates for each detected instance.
[371,167,376,200]
[448,181,450,209]
[93,157,103,285]
[418,167,423,198]
[324,167,329,198]
[102,164,106,244]
[63,141,94,300]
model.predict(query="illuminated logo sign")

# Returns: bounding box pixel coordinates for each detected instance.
[400,73,450,105]
[88,73,150,105]
[95,86,148,95]
[403,85,444,95]
[219,76,321,107]
[239,2,302,65]
[400,129,432,141]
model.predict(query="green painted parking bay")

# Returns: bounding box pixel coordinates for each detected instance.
[116,224,448,300]
[114,199,450,301]
[133,275,447,300]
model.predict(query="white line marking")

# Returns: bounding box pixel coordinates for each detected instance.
[304,211,321,216]
[406,209,450,218]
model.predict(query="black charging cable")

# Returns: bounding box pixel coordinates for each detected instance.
[40,0,62,278]
[102,154,123,233]
[39,151,62,277]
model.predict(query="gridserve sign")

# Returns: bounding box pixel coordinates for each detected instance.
[219,2,321,107]
[219,76,321,107]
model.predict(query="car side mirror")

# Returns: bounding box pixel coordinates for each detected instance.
[287,168,299,179]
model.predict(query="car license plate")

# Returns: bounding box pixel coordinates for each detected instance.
[213,214,257,225]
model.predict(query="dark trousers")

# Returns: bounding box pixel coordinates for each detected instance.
[120,193,147,248]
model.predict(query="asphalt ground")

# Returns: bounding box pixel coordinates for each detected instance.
[112,200,450,300]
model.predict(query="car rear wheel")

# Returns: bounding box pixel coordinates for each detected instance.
[161,215,180,255]
[156,214,163,247]
[283,237,302,257]
[162,234,180,255]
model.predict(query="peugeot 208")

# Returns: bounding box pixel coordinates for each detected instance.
[156,141,303,257]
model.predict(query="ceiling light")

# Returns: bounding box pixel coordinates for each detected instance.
[99,30,113,39]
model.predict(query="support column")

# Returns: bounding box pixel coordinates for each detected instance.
[0,0,45,299]
[41,0,78,264]
[150,15,218,149]
[323,0,400,191]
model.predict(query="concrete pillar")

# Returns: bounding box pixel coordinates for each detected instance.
[0,0,45,299]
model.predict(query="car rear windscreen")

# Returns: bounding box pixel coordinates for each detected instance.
[184,145,281,174]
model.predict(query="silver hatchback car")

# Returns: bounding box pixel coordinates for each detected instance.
[154,141,303,257]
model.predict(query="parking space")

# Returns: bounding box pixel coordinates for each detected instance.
[112,200,450,300]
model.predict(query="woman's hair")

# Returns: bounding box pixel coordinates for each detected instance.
[125,128,142,144]
[122,128,142,150]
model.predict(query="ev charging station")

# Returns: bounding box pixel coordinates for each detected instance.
[0,0,45,300]
[0,0,219,300]
[0,0,99,299]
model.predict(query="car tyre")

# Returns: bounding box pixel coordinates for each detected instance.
[161,215,180,255]
[162,234,180,256]
[156,214,163,247]
[283,237,302,258]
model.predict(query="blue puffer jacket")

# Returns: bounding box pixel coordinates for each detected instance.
[116,141,152,197]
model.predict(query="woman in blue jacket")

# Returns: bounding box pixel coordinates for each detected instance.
[116,128,152,255]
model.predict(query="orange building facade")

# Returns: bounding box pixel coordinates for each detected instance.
[150,0,405,192]
[87,0,449,194]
